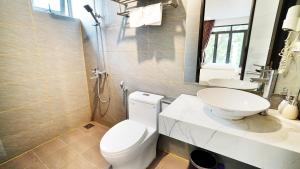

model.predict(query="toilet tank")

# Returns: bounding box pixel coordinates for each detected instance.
[128,91,164,130]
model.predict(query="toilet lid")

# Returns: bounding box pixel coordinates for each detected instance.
[100,120,147,154]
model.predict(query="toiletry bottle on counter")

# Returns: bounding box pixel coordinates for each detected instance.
[278,99,288,113]
[281,97,299,120]
[278,88,289,113]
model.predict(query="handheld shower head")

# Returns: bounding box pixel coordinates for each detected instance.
[84,5,93,12]
[83,4,100,25]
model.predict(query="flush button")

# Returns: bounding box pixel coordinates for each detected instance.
[142,93,150,96]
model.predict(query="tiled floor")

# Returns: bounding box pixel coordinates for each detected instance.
[0,122,189,169]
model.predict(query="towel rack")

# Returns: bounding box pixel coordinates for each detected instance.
[111,0,178,17]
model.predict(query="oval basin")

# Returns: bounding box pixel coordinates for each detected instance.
[197,88,270,120]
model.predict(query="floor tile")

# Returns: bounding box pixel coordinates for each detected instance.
[82,145,110,169]
[61,155,98,169]
[0,122,189,169]
[39,146,78,169]
[59,129,86,145]
[147,151,168,169]
[0,152,47,169]
[33,138,66,160]
[79,123,108,140]
[148,152,189,169]
[67,135,99,154]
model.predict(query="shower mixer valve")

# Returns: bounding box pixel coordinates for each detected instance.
[91,68,107,79]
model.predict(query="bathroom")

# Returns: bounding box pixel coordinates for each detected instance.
[1,0,300,168]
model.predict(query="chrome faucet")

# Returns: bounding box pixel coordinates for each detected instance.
[250,65,278,100]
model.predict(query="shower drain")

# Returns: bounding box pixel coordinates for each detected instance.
[83,123,95,129]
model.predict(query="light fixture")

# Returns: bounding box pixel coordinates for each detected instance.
[282,5,300,31]
[279,5,300,75]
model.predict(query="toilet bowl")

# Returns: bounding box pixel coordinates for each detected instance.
[100,91,164,169]
[100,120,157,169]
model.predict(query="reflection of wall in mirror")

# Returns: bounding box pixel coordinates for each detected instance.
[244,0,281,80]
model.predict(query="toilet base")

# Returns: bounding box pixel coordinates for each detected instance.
[112,141,156,169]
[105,134,158,169]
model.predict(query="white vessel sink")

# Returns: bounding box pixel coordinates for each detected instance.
[197,88,270,120]
[207,79,258,90]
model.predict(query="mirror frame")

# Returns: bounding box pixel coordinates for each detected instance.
[196,0,257,82]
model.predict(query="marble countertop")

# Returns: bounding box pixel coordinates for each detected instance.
[159,94,300,169]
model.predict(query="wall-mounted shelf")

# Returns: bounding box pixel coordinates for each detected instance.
[111,0,178,17]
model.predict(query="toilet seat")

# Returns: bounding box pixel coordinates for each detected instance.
[100,120,147,155]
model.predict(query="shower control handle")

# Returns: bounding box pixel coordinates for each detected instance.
[91,68,108,79]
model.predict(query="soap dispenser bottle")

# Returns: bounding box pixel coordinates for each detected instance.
[282,91,299,120]
[282,99,298,120]
[278,88,289,113]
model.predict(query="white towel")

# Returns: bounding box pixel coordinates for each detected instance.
[129,3,163,28]
[129,7,144,28]
[143,3,162,26]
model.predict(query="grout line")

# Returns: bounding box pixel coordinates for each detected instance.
[73,146,100,169]
[0,100,45,115]
[31,136,67,153]
[57,127,107,169]
[32,152,50,169]
[78,20,92,116]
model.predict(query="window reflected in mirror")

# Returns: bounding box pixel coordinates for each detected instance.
[198,0,254,82]
[204,25,248,68]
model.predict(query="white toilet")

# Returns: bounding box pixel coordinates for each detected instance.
[100,91,164,169]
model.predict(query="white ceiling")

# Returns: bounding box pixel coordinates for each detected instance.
[204,0,253,20]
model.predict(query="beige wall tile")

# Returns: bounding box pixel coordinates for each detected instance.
[0,24,35,56]
[0,0,90,164]
[46,73,90,112]
[0,78,47,111]
[0,54,44,84]
[0,0,32,25]
[103,26,149,52]
[32,12,81,33]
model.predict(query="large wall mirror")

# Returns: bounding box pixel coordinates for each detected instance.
[184,0,282,84]
[198,0,255,82]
